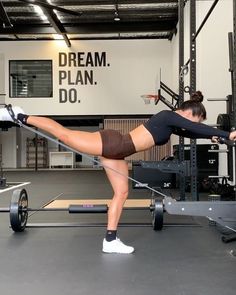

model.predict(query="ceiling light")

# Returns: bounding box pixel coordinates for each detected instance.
[34,5,48,21]
[52,34,64,40]
[114,11,120,21]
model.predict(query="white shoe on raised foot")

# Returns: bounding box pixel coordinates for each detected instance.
[0,105,25,122]
[102,238,135,254]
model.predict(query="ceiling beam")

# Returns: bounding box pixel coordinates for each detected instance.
[51,0,178,5]
[18,0,73,47]
[0,1,13,28]
[41,7,71,47]
[18,0,82,17]
[0,21,176,34]
[0,35,171,41]
[8,11,177,20]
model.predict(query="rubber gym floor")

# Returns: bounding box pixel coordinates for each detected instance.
[0,170,235,295]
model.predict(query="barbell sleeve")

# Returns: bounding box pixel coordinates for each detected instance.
[0,208,10,213]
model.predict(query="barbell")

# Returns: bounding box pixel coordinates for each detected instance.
[4,188,236,235]
[2,189,164,232]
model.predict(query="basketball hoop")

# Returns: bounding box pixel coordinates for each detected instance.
[141,94,159,105]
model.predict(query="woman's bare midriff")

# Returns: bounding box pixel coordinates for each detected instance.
[129,124,155,152]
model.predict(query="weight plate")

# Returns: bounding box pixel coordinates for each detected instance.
[152,199,164,231]
[10,189,28,232]
[217,114,231,132]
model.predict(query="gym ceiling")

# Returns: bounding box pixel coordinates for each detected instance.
[0,0,178,45]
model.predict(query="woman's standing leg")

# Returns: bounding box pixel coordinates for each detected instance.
[100,157,134,254]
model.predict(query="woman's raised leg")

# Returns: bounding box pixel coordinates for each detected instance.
[0,106,103,156]
[27,116,103,155]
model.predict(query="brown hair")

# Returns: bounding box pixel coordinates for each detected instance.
[178,91,206,120]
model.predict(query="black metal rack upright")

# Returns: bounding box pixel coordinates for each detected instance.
[177,0,221,200]
[178,0,186,200]
[233,0,236,121]
[232,0,236,190]
[189,0,198,200]
[224,0,236,251]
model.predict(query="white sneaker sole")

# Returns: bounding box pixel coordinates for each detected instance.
[102,250,135,254]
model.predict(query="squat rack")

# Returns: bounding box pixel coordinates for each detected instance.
[177,0,233,200]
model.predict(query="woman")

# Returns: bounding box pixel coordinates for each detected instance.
[1,92,235,254]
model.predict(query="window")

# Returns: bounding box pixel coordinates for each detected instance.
[9,60,53,98]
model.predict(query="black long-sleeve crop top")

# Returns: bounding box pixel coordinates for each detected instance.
[143,110,230,145]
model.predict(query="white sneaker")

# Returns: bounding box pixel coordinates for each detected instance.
[102,238,135,254]
[0,106,25,122]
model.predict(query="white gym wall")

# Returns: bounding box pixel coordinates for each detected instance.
[0,39,173,167]
[1,39,172,116]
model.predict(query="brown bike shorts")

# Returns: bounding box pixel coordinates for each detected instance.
[99,129,136,159]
